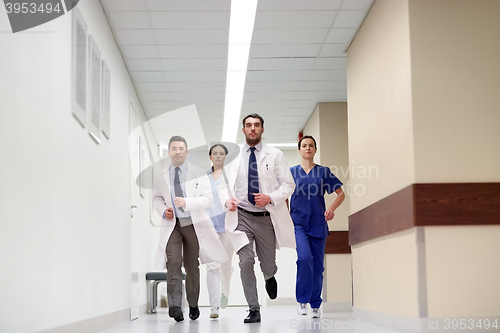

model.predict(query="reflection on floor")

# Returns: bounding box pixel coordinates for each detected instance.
[102,304,410,333]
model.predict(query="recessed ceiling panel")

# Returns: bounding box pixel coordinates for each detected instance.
[161,58,226,71]
[304,81,346,91]
[326,28,356,43]
[245,81,305,91]
[104,0,146,11]
[246,70,310,81]
[154,29,228,44]
[253,29,328,44]
[334,11,367,28]
[150,12,228,29]
[256,11,335,29]
[167,82,225,92]
[314,57,347,70]
[122,45,158,59]
[163,71,226,82]
[309,69,347,81]
[116,30,154,44]
[320,44,347,57]
[341,0,374,10]
[244,91,301,101]
[109,12,149,29]
[248,58,316,71]
[132,71,164,82]
[251,44,321,58]
[258,0,341,11]
[158,45,227,59]
[147,0,230,11]
[128,59,162,71]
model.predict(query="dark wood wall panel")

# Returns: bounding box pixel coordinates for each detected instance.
[348,183,500,246]
[325,231,351,254]
[348,185,415,245]
[414,183,500,226]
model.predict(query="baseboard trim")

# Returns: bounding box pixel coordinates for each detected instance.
[352,307,500,333]
[37,304,149,333]
[323,302,352,313]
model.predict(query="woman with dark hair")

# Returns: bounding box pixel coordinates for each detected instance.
[205,143,234,319]
[289,135,345,318]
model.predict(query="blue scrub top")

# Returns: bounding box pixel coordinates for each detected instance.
[289,165,343,238]
[205,170,226,233]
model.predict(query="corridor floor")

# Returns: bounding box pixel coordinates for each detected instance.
[102,304,409,333]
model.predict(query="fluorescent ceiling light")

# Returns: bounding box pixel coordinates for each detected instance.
[221,0,258,143]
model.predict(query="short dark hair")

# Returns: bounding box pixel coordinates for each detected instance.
[168,135,188,150]
[298,135,317,149]
[209,143,228,155]
[242,113,264,128]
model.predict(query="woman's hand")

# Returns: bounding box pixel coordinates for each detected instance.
[325,209,335,221]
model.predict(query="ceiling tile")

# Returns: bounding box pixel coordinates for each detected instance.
[251,44,320,58]
[314,57,347,70]
[304,81,346,91]
[161,58,226,71]
[301,91,347,101]
[103,0,146,11]
[168,92,224,101]
[334,11,367,28]
[245,82,305,91]
[163,71,226,82]
[122,45,158,59]
[141,92,169,102]
[341,0,374,10]
[320,44,347,57]
[137,82,166,92]
[326,28,356,43]
[243,100,297,109]
[109,12,150,29]
[255,11,335,29]
[244,91,301,101]
[116,30,154,45]
[167,82,225,92]
[296,100,319,109]
[147,0,230,11]
[253,29,328,44]
[132,71,164,82]
[128,59,162,71]
[248,58,316,71]
[258,0,341,10]
[309,69,347,81]
[170,101,224,109]
[158,45,227,58]
[154,29,228,44]
[150,12,228,29]
[246,70,310,81]
[143,101,170,110]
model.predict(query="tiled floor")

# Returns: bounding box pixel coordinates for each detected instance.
[102,305,399,333]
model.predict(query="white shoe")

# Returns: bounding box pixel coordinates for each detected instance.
[210,307,219,319]
[297,303,308,315]
[311,308,321,318]
[220,293,228,309]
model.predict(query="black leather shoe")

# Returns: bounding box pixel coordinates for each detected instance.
[244,310,261,323]
[189,306,200,320]
[169,306,183,322]
[265,276,278,299]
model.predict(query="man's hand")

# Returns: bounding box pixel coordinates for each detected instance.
[253,193,271,207]
[164,208,174,219]
[225,198,240,211]
[325,209,335,221]
[173,197,186,208]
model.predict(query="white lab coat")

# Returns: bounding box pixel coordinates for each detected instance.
[217,142,296,252]
[152,162,228,270]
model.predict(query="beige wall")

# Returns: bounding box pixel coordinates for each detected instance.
[325,254,352,303]
[347,0,500,320]
[425,225,500,317]
[409,0,500,183]
[302,104,321,164]
[352,229,419,317]
[346,0,415,214]
[318,102,350,231]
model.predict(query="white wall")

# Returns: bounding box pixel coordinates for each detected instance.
[0,1,157,332]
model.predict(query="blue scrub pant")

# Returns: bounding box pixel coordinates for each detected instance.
[295,227,327,309]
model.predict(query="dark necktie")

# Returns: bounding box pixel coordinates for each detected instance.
[174,167,184,212]
[248,147,259,205]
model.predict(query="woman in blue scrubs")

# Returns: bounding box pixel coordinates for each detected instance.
[289,135,345,318]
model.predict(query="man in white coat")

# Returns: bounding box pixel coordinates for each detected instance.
[218,114,296,323]
[153,135,228,322]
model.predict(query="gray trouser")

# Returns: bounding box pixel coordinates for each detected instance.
[236,209,277,311]
[165,218,200,308]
